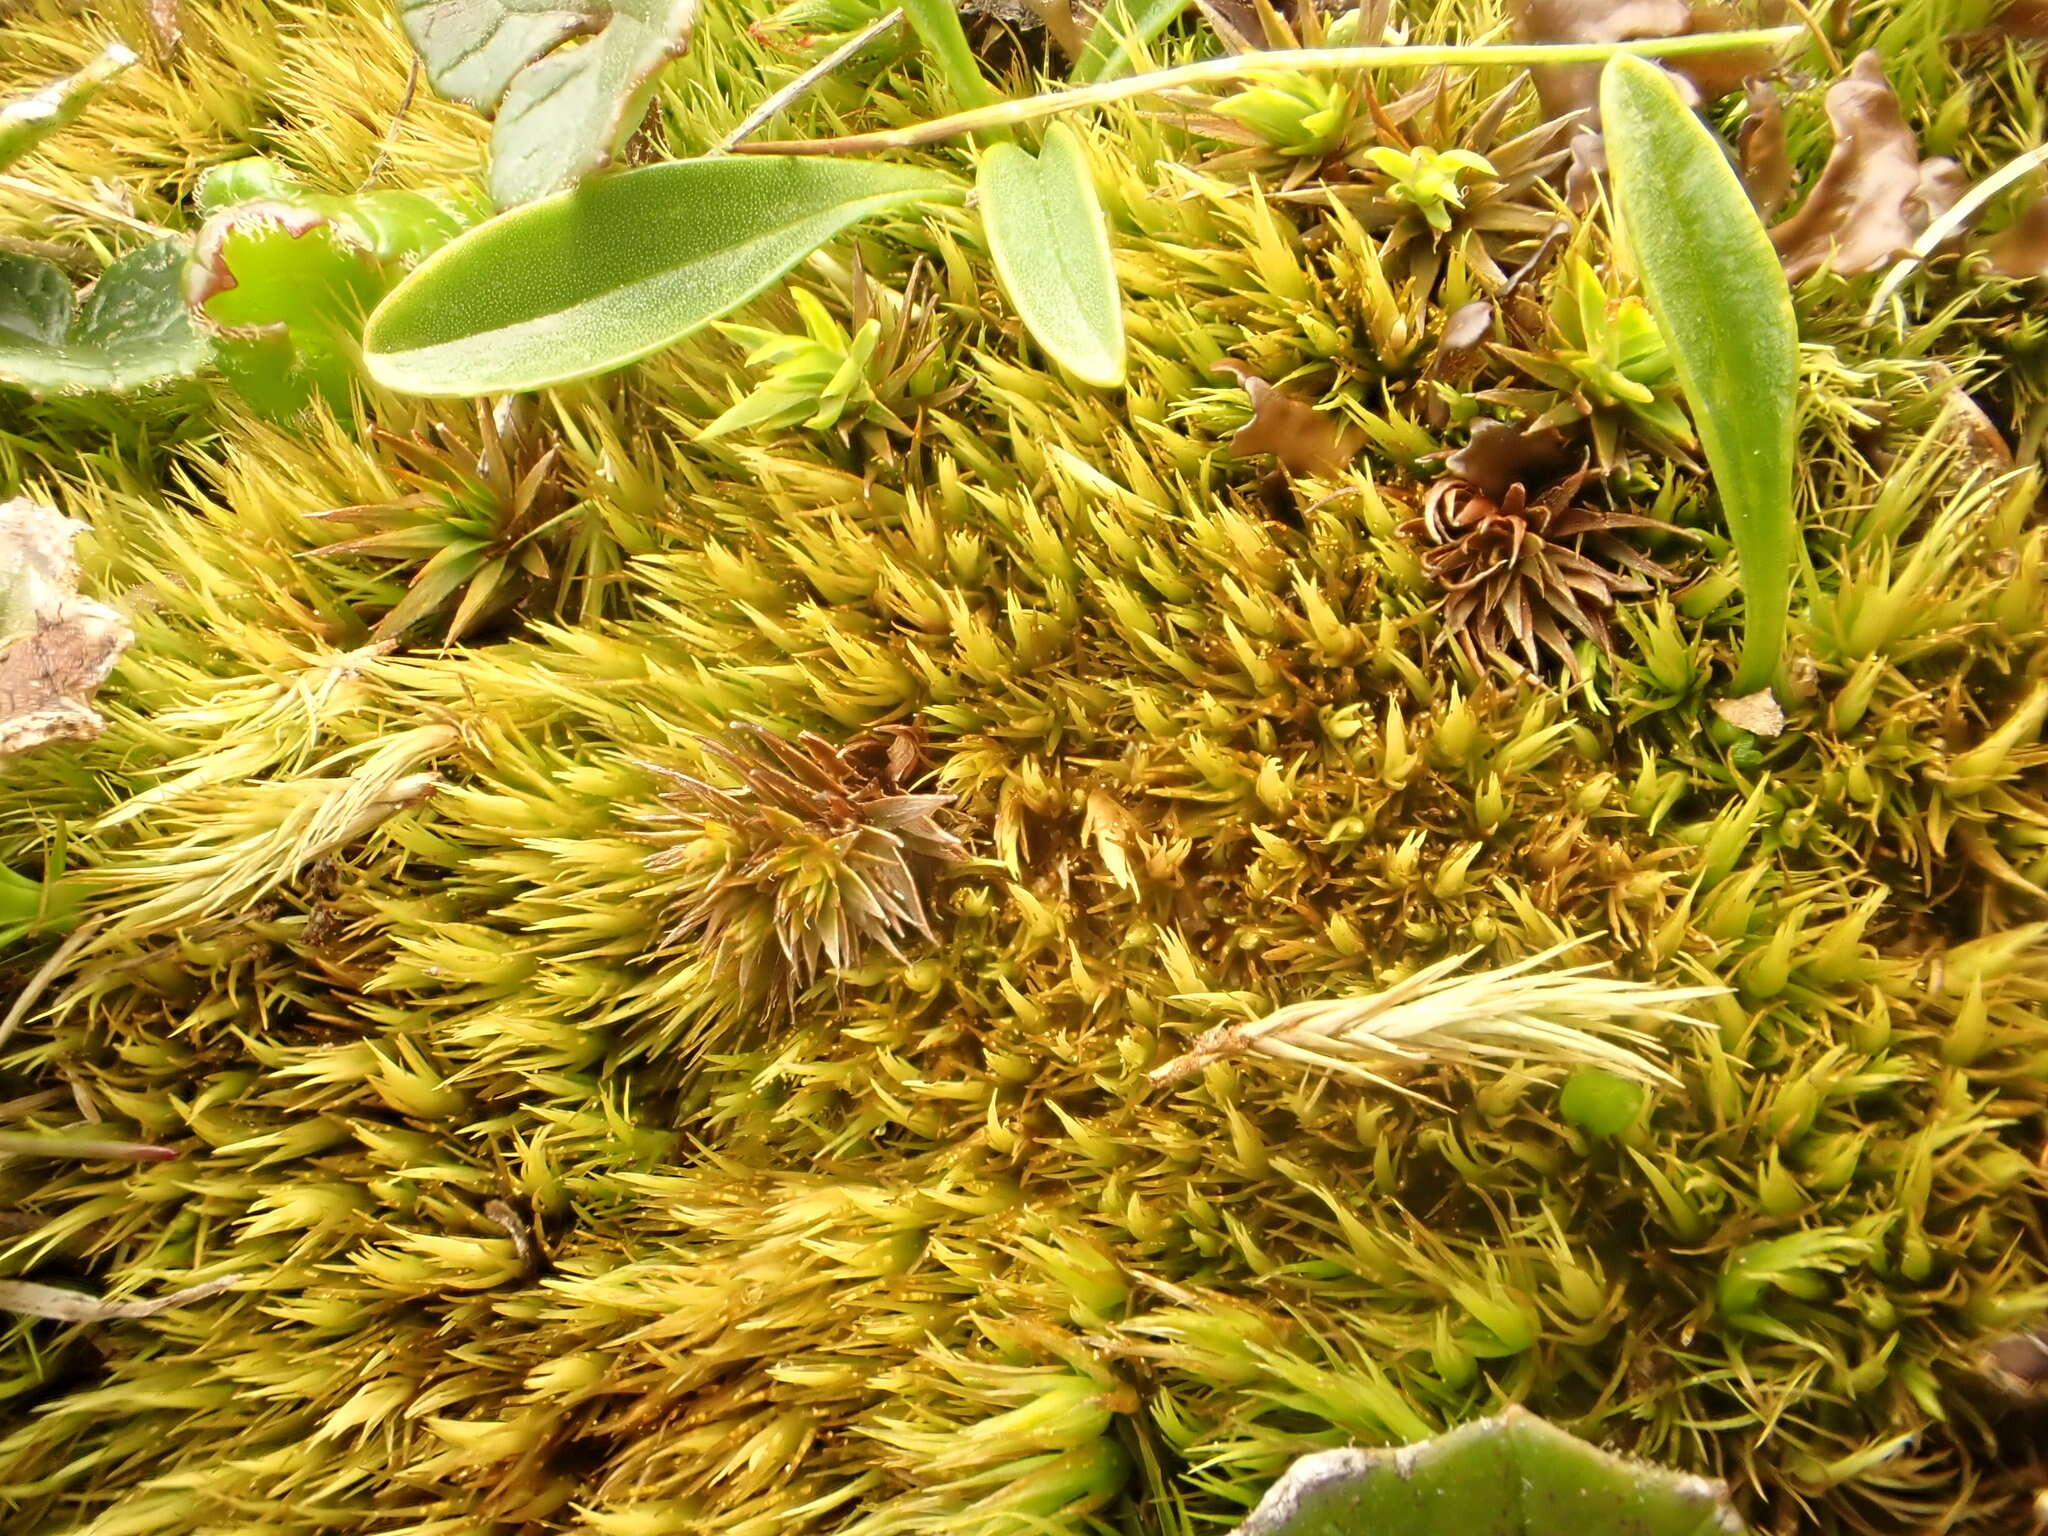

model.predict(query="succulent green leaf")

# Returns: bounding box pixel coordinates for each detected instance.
[0,242,211,395]
[1235,1410,1746,1535]
[187,172,470,418]
[898,0,1000,110]
[363,156,961,397]
[399,0,698,207]
[1073,0,1191,84]
[1600,54,1798,696]
[0,42,136,174]
[977,124,1126,389]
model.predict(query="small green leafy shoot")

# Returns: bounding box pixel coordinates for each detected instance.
[364,157,961,396]
[187,163,469,418]
[1601,54,1799,695]
[977,123,1126,388]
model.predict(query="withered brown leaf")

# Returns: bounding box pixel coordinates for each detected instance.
[1769,51,1965,282]
[1508,0,1780,121]
[1987,196,2048,278]
[1739,78,1794,217]
[1444,419,1574,500]
[1711,688,1787,737]
[1214,362,1366,478]
[0,498,132,761]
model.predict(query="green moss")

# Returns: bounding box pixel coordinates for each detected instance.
[3,2,2048,1533]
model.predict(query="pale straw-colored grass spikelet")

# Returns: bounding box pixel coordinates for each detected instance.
[1149,937,1725,1101]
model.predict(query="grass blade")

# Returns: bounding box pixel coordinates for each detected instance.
[1601,53,1799,694]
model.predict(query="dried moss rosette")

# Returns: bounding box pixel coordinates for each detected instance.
[2,2,2048,1535]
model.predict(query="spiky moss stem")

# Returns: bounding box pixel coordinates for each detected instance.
[3,2,2048,1534]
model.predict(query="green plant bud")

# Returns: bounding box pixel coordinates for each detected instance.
[1472,774,1508,833]
[1755,1150,1804,1217]
[1430,841,1483,900]
[1430,1313,1479,1389]
[1741,910,1802,1001]
[1559,1068,1643,1138]
[1940,977,1991,1067]
[1630,1150,1708,1242]
[1431,690,1482,768]
[1896,1224,1935,1283]
[1768,1074,1822,1145]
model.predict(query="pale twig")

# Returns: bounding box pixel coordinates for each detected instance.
[360,55,421,191]
[0,919,98,1055]
[0,173,168,238]
[713,11,908,155]
[0,1271,243,1322]
[1865,140,2048,326]
[733,29,1801,155]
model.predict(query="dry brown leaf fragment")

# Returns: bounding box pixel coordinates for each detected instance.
[1508,0,1780,121]
[1711,688,1786,737]
[1739,78,1793,216]
[0,1272,242,1322]
[1768,51,1965,282]
[0,498,132,761]
[1996,0,2048,40]
[1214,362,1365,478]
[1443,418,1572,500]
[1987,195,2048,277]
[144,0,184,55]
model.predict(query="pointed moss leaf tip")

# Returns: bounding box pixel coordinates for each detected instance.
[1599,53,1798,696]
[399,0,699,207]
[1236,1409,1748,1534]
[978,125,1127,388]
[363,156,962,396]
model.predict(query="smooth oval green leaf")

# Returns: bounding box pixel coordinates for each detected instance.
[364,156,960,397]
[0,42,135,175]
[1235,1409,1747,1535]
[978,124,1126,389]
[399,0,698,207]
[1601,54,1798,696]
[0,241,210,395]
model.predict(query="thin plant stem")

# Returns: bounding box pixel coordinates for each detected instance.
[1864,139,2048,325]
[733,28,1802,155]
[0,173,168,238]
[713,10,907,154]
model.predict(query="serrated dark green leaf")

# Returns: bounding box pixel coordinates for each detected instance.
[0,242,210,395]
[1601,54,1798,696]
[364,156,961,397]
[978,124,1126,388]
[399,0,698,207]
